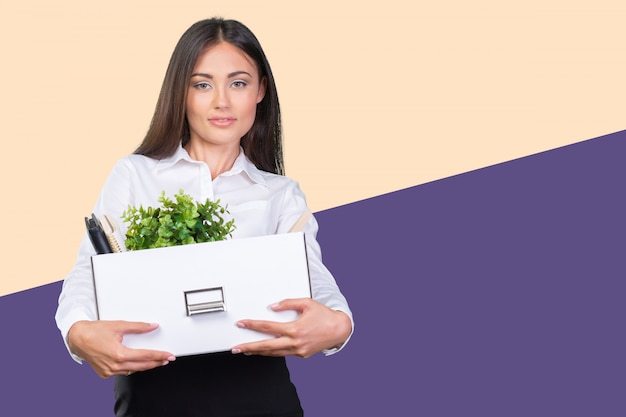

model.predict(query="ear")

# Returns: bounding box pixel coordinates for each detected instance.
[256,76,267,103]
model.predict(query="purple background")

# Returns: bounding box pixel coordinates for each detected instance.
[2,130,625,416]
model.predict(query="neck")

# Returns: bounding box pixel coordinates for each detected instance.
[184,141,240,180]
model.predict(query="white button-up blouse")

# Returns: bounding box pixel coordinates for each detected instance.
[55,144,353,363]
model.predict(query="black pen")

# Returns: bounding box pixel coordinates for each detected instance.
[85,213,113,254]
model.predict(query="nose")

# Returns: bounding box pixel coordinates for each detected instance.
[212,86,230,109]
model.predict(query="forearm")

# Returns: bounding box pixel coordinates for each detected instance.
[55,235,100,363]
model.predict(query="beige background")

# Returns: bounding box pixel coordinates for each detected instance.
[1,0,624,297]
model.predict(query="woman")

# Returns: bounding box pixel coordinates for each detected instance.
[55,17,353,416]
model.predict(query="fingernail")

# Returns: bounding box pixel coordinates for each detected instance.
[236,321,246,328]
[231,348,241,354]
[270,303,280,309]
[162,360,169,366]
[167,355,176,361]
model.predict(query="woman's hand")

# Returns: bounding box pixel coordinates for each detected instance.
[67,320,176,378]
[231,298,352,358]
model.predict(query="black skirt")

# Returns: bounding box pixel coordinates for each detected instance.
[113,352,303,417]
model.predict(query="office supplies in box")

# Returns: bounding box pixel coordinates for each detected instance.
[91,232,311,356]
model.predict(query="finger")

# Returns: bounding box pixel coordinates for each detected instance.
[93,352,171,378]
[119,357,172,374]
[231,337,293,356]
[120,346,176,363]
[233,339,313,358]
[240,348,292,357]
[115,321,160,335]
[236,319,289,336]
[101,359,167,378]
[109,349,175,376]
[270,298,311,312]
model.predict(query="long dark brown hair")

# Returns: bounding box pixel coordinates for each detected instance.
[134,18,284,175]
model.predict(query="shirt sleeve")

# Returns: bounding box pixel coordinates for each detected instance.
[276,181,354,355]
[54,158,135,363]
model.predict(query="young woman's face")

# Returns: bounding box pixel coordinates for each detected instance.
[186,42,266,149]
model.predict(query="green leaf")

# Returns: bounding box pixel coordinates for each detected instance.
[122,190,236,250]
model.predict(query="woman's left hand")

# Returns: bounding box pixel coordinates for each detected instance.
[231,298,352,358]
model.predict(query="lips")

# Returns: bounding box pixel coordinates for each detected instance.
[208,117,236,127]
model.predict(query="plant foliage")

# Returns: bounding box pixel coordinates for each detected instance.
[121,190,235,250]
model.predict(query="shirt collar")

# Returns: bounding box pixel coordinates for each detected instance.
[154,142,268,187]
[154,142,195,171]
[223,149,268,187]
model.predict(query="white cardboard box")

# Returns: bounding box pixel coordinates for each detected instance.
[91,232,311,356]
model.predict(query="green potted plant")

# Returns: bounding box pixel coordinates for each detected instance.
[122,190,235,251]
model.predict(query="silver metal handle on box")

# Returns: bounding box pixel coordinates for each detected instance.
[184,287,225,316]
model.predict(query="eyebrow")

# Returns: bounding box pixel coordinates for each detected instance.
[190,71,253,79]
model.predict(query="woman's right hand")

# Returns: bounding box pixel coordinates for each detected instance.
[67,320,176,378]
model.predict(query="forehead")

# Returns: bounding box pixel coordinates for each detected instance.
[193,42,259,75]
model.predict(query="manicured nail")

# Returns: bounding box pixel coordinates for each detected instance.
[167,355,176,361]
[232,348,241,354]
[162,360,169,366]
[270,303,280,309]
[236,321,246,328]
